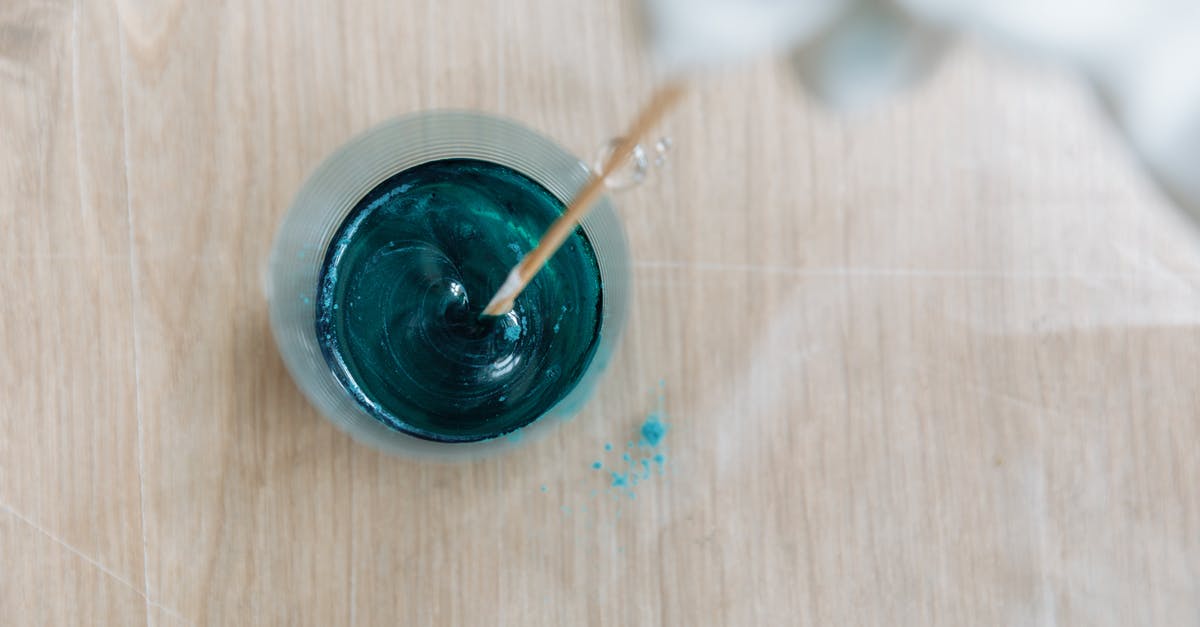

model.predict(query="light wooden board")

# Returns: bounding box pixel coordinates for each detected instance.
[3,1,1199,625]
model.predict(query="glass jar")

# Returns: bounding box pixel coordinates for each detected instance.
[266,111,630,459]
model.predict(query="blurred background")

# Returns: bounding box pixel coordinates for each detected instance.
[2,1,1198,625]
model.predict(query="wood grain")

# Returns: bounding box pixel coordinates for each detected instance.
[3,0,1199,625]
[1,0,145,624]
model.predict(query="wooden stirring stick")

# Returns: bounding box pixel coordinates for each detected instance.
[481,82,685,316]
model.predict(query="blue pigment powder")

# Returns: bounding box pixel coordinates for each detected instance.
[588,385,671,499]
[316,159,604,442]
[640,414,668,446]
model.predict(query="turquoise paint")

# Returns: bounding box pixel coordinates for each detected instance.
[316,159,604,442]
[552,305,568,334]
[592,461,602,469]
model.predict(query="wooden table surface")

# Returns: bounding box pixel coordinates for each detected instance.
[3,1,1199,625]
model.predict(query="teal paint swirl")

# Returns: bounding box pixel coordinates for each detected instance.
[316,159,603,442]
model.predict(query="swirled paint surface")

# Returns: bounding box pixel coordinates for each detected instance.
[316,159,603,442]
